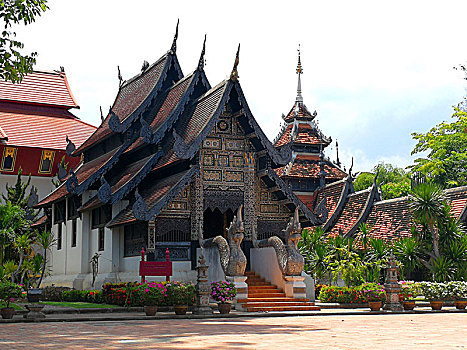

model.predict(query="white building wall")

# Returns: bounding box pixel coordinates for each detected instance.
[0,174,56,202]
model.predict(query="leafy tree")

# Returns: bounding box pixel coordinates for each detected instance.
[410,107,467,188]
[0,202,29,265]
[353,163,410,199]
[0,0,49,83]
[393,236,421,280]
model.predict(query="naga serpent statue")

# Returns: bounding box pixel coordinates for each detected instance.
[257,208,304,276]
[202,205,247,276]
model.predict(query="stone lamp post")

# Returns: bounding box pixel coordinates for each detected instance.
[193,250,213,315]
[383,251,403,311]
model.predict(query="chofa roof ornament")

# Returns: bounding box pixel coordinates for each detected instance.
[230,44,240,82]
[170,19,179,54]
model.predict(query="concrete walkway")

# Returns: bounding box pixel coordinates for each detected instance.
[0,312,465,349]
[0,303,465,323]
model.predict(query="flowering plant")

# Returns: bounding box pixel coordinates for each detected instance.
[420,282,448,301]
[210,281,237,303]
[398,281,420,301]
[446,281,467,300]
[166,282,196,306]
[361,283,386,302]
[0,281,22,308]
[141,282,167,306]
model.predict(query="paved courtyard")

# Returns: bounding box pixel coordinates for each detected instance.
[0,313,465,349]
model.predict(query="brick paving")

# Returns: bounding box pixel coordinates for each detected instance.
[0,313,466,349]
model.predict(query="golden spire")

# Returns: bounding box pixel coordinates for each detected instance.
[230,44,240,82]
[296,44,303,104]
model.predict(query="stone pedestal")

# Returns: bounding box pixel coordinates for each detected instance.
[284,276,307,299]
[226,275,248,311]
[24,304,46,319]
[193,252,213,315]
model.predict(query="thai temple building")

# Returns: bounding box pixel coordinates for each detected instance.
[35,27,467,305]
[0,70,96,207]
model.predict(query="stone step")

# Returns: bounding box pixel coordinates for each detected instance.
[247,293,286,298]
[248,285,280,290]
[237,298,310,303]
[245,305,321,312]
[242,301,317,307]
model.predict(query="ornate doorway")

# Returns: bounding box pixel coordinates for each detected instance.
[203,208,235,239]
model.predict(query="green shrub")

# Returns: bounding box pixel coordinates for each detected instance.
[0,281,22,307]
[42,286,72,301]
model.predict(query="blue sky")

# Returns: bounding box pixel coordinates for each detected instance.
[14,0,467,173]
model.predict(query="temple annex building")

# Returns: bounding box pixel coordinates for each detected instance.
[0,70,96,207]
[35,30,467,289]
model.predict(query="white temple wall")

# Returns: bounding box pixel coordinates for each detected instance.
[250,247,285,291]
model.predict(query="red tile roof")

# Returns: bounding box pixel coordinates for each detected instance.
[275,154,346,180]
[107,169,188,227]
[274,123,331,148]
[363,197,412,241]
[179,81,227,145]
[315,179,347,221]
[76,55,168,153]
[0,107,96,149]
[283,102,315,123]
[328,189,372,237]
[125,73,194,153]
[0,71,79,108]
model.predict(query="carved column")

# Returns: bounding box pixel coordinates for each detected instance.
[243,152,256,241]
[191,174,204,241]
[147,220,155,253]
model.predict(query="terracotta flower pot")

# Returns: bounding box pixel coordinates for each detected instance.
[430,301,443,310]
[218,303,232,314]
[1,307,15,319]
[144,305,157,316]
[174,305,188,315]
[368,301,382,311]
[402,300,416,311]
[454,300,467,310]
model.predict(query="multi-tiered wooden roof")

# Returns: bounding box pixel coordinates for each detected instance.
[36,30,323,227]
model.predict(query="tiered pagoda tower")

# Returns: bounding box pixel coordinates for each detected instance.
[273,48,346,205]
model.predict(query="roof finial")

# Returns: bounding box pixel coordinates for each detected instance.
[336,140,341,167]
[296,44,303,105]
[171,19,179,54]
[198,35,206,71]
[230,44,240,82]
[117,66,123,88]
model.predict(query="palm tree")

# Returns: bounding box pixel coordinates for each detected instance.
[409,183,444,259]
[393,236,420,280]
[35,230,56,288]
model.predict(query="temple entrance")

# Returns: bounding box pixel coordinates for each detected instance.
[203,208,235,239]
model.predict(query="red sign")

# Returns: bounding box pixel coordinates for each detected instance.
[139,261,172,277]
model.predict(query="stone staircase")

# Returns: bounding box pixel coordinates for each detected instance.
[238,271,320,312]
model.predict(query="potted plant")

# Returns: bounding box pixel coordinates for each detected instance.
[210,281,237,314]
[169,282,195,315]
[362,285,386,311]
[398,281,418,311]
[421,282,446,310]
[142,282,167,316]
[0,281,22,319]
[446,281,467,310]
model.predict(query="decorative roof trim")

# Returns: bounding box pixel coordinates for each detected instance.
[322,176,352,232]
[232,82,292,165]
[170,19,179,54]
[110,150,165,204]
[345,183,379,238]
[143,70,210,147]
[132,165,200,222]
[108,54,177,134]
[175,80,232,160]
[230,44,240,82]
